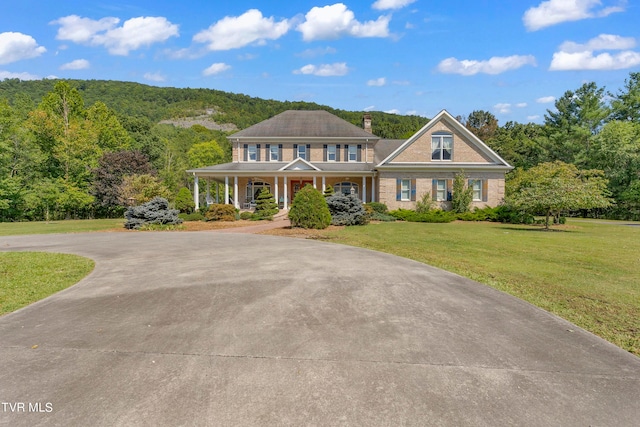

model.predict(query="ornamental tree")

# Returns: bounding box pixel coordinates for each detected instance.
[506,161,612,229]
[288,184,331,229]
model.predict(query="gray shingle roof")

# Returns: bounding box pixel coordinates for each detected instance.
[230,110,378,139]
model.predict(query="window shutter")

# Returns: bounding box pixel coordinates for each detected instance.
[278,144,283,161]
[357,144,362,162]
[293,144,298,158]
[243,144,248,162]
[306,144,311,161]
[323,144,327,161]
[336,145,341,162]
[411,179,417,201]
[265,144,270,162]
[446,179,453,201]
[396,179,402,201]
[432,179,437,201]
[256,144,261,161]
[482,180,488,202]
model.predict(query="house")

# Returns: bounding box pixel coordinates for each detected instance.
[186,109,512,211]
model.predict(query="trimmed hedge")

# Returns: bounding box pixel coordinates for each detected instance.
[205,204,237,221]
[390,209,456,223]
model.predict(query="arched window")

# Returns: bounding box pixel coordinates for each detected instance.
[334,181,359,197]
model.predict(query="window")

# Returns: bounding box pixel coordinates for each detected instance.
[297,144,306,159]
[247,144,257,162]
[270,145,279,161]
[348,145,357,162]
[431,133,453,161]
[400,179,411,201]
[327,145,336,161]
[245,181,271,204]
[435,179,447,201]
[396,178,416,201]
[334,182,359,197]
[469,179,484,201]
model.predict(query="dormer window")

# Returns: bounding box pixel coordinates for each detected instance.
[431,132,453,161]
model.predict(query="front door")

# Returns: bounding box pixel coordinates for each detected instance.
[291,180,313,202]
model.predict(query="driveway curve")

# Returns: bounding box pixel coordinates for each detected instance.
[1,231,638,426]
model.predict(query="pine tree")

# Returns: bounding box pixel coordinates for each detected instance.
[254,188,278,219]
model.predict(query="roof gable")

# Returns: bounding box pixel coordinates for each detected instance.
[377,110,512,167]
[279,157,321,171]
[229,110,377,139]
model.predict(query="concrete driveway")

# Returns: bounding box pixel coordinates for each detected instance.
[1,231,638,426]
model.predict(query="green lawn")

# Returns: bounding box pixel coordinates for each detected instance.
[0,252,95,315]
[0,218,123,236]
[326,219,640,356]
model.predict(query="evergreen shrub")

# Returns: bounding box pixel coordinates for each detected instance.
[239,211,253,220]
[288,185,331,229]
[253,188,278,219]
[205,204,236,221]
[174,187,195,213]
[178,212,205,221]
[326,193,368,226]
[365,202,388,214]
[389,209,455,223]
[124,197,182,229]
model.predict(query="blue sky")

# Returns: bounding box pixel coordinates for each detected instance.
[1,0,638,124]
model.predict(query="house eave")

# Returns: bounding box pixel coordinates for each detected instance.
[375,163,513,172]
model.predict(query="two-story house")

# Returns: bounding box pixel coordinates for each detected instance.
[187,109,512,211]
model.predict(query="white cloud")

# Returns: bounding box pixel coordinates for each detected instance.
[296,46,337,58]
[550,50,640,70]
[550,33,640,70]
[559,34,635,53]
[516,102,528,108]
[194,9,289,51]
[0,70,41,80]
[494,103,512,114]
[143,72,166,82]
[60,59,89,70]
[0,32,46,64]
[385,109,401,114]
[203,63,231,76]
[537,96,556,103]
[523,0,625,31]
[297,3,390,41]
[293,62,349,76]
[364,105,376,111]
[372,0,417,10]
[367,77,386,86]
[52,15,179,55]
[437,55,536,75]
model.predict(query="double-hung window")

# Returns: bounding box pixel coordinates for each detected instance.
[435,179,447,201]
[431,133,453,161]
[297,144,306,159]
[400,179,412,201]
[348,145,357,162]
[247,144,257,162]
[469,179,483,201]
[270,145,279,161]
[327,145,336,161]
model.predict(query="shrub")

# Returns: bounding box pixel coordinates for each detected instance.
[124,197,182,230]
[366,202,388,214]
[451,172,473,214]
[323,185,334,197]
[369,212,397,222]
[326,193,369,226]
[174,187,195,213]
[253,188,278,219]
[205,204,236,221]
[455,207,499,222]
[494,205,535,224]
[178,212,205,221]
[415,192,435,214]
[288,185,331,229]
[239,211,253,220]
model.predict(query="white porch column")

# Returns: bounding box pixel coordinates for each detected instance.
[371,176,376,203]
[313,176,317,189]
[322,176,326,192]
[284,175,288,210]
[193,175,200,211]
[234,176,239,209]
[362,176,367,203]
[274,176,279,208]
[205,180,210,205]
[224,176,229,204]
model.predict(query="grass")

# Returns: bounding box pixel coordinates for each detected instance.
[0,252,95,315]
[0,218,123,236]
[325,220,640,356]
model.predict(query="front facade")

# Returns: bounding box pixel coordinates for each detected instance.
[187,110,512,211]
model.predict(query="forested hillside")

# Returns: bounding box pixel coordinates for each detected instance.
[1,74,639,221]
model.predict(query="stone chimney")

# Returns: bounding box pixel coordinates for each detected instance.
[362,114,372,133]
